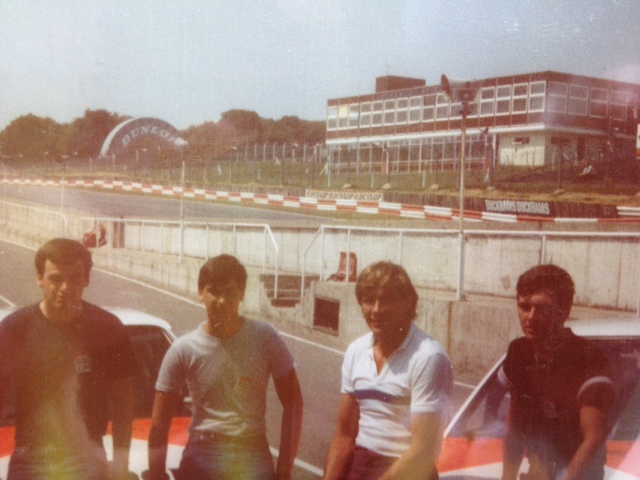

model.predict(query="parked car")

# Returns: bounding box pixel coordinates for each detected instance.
[0,308,191,479]
[437,316,640,479]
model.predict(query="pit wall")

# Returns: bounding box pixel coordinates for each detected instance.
[93,218,640,312]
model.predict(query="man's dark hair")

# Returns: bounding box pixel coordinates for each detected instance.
[198,254,248,293]
[35,238,93,279]
[355,261,418,321]
[516,264,575,315]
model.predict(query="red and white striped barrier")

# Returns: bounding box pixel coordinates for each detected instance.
[5,177,640,223]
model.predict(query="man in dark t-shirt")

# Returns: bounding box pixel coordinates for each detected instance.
[500,264,614,480]
[0,238,137,480]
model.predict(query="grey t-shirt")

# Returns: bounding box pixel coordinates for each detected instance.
[155,318,294,437]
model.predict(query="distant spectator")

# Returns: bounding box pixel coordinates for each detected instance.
[323,261,453,480]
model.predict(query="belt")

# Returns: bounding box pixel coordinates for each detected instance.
[189,431,267,447]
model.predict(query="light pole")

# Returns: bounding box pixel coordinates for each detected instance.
[2,163,5,224]
[372,142,392,189]
[552,137,570,191]
[179,159,185,262]
[441,74,481,300]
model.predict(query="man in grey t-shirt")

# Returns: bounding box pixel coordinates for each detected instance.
[146,255,303,480]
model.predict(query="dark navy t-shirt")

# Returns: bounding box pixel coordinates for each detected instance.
[0,302,136,449]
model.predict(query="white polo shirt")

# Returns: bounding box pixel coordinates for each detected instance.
[341,322,453,457]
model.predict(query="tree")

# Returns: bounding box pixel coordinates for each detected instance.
[264,116,325,145]
[218,109,263,144]
[68,109,129,158]
[0,114,63,163]
[183,121,221,157]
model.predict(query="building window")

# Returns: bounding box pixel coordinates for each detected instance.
[496,85,511,115]
[337,104,349,128]
[436,92,450,120]
[327,106,338,130]
[529,81,545,111]
[450,100,463,119]
[372,101,383,126]
[547,81,568,113]
[360,102,371,127]
[480,87,495,116]
[396,98,409,124]
[512,83,528,113]
[422,94,436,122]
[610,90,628,120]
[568,84,588,116]
[409,96,422,123]
[349,104,359,128]
[384,99,396,125]
[589,87,608,118]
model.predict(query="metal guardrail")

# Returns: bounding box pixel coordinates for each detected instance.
[79,217,281,298]
[302,225,640,314]
[0,201,68,237]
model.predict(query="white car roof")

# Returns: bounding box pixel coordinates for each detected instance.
[566,316,640,338]
[0,306,173,333]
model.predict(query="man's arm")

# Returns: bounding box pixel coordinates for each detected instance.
[273,369,303,480]
[379,412,443,480]
[559,404,609,480]
[322,393,360,480]
[147,391,181,480]
[111,376,134,478]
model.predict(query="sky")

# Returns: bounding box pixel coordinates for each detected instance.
[2,0,640,131]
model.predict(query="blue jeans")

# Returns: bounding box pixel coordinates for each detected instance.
[177,432,275,480]
[8,444,109,480]
[346,446,396,480]
[346,446,439,480]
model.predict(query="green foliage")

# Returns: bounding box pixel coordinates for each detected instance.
[1,114,63,163]
[264,115,324,144]
[218,109,263,143]
[0,108,327,166]
[68,109,129,158]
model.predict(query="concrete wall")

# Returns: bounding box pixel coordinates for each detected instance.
[92,217,640,311]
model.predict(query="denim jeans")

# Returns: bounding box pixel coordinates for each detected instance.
[346,446,397,480]
[176,432,275,480]
[8,444,109,480]
[345,445,439,480]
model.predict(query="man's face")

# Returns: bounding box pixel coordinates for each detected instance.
[199,280,244,326]
[360,287,412,341]
[37,259,89,321]
[517,290,566,344]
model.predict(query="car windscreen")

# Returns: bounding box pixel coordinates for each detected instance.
[125,324,175,419]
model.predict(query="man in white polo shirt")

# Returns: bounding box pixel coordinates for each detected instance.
[323,261,453,480]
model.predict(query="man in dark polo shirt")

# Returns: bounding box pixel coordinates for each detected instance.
[501,264,614,480]
[0,238,137,480]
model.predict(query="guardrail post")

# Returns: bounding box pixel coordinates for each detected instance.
[456,232,465,301]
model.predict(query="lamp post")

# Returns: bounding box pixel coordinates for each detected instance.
[441,74,481,301]
[179,158,185,262]
[2,162,6,224]
[372,142,392,189]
